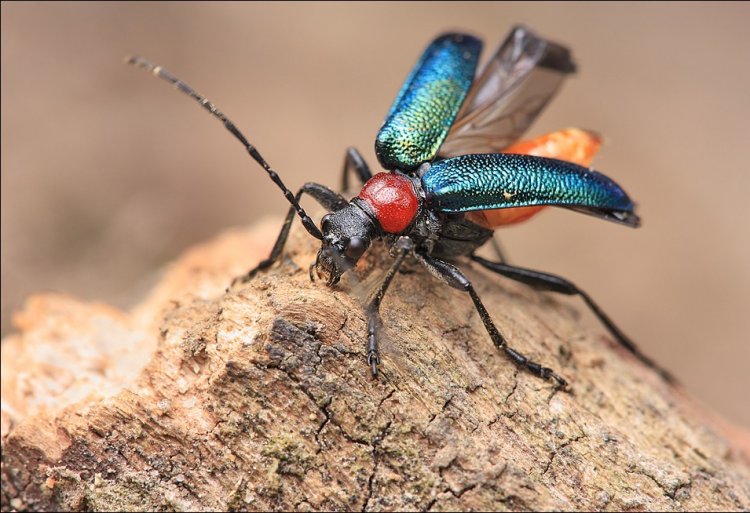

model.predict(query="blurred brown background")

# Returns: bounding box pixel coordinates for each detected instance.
[2,3,749,427]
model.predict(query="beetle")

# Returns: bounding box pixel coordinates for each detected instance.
[129,25,672,387]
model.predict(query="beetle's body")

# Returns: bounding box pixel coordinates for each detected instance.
[347,170,494,261]
[129,25,673,387]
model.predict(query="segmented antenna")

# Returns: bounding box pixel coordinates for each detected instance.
[125,56,323,241]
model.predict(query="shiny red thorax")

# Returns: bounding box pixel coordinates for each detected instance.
[357,172,419,234]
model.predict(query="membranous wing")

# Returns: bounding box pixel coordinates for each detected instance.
[375,33,482,172]
[422,153,640,227]
[438,26,576,157]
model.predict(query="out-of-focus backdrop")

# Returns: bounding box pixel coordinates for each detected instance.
[2,3,749,427]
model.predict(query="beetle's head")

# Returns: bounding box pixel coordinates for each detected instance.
[313,204,375,286]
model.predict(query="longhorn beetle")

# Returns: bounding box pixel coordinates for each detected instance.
[129,25,673,387]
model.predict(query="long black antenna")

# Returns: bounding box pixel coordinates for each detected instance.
[126,56,323,240]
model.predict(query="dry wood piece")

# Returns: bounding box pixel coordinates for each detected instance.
[2,219,750,511]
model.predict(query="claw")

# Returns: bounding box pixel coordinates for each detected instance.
[368,352,380,378]
[230,270,254,288]
[551,374,568,390]
[309,262,317,282]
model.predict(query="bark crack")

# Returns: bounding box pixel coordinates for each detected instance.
[362,420,392,512]
[542,433,586,475]
[502,371,519,404]
[425,395,454,429]
[625,467,693,502]
[314,397,333,455]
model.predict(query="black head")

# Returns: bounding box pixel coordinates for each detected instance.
[313,203,377,286]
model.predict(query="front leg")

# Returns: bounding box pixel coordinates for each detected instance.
[365,237,412,377]
[415,251,568,388]
[232,182,347,287]
[341,146,373,193]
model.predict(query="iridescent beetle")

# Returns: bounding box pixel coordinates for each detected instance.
[129,26,672,387]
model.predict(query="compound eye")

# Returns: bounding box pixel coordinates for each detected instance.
[345,236,367,260]
[321,214,332,233]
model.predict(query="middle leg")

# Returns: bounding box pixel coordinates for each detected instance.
[340,146,373,193]
[415,251,567,388]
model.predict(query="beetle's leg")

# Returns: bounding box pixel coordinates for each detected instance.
[489,236,509,264]
[470,255,675,383]
[365,237,412,377]
[341,146,372,193]
[231,183,347,287]
[415,251,567,388]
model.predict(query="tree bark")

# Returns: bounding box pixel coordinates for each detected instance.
[2,218,749,511]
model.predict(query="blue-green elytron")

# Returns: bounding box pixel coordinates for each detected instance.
[375,33,482,172]
[130,25,673,387]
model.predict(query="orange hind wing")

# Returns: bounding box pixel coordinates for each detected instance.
[466,128,602,228]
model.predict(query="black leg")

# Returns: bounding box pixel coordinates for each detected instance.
[341,147,372,193]
[489,236,508,264]
[231,183,347,287]
[127,56,324,241]
[365,237,412,377]
[415,251,567,388]
[471,255,674,382]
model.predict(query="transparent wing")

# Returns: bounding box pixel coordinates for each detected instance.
[438,25,576,157]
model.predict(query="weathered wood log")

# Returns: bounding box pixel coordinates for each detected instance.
[2,218,749,511]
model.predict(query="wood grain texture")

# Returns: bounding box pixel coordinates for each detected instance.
[2,218,749,511]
